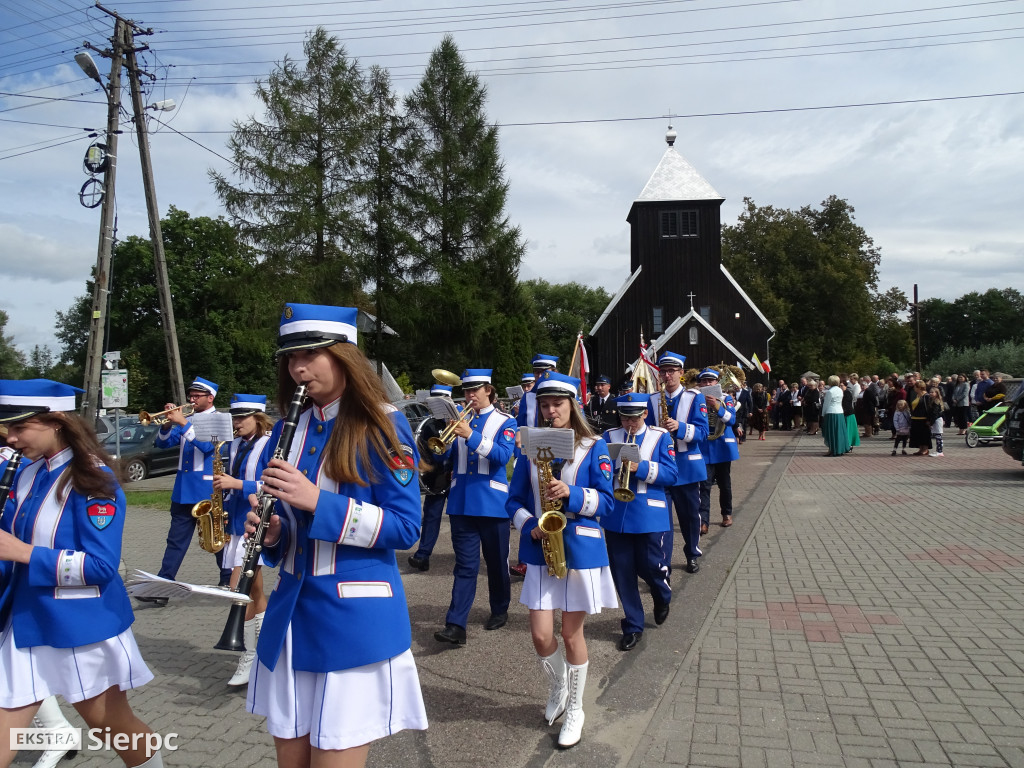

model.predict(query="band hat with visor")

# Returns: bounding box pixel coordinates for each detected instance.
[277,303,358,356]
[657,352,686,369]
[230,393,267,416]
[0,379,83,423]
[697,367,721,381]
[188,376,219,397]
[531,354,558,370]
[521,373,536,383]
[535,371,580,399]
[460,369,492,390]
[616,392,650,417]
[430,384,453,396]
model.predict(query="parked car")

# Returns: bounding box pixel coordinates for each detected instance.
[102,423,179,482]
[95,413,140,436]
[391,400,430,433]
[1001,389,1024,464]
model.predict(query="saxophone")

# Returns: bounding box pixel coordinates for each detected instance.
[536,446,568,579]
[192,439,229,553]
[659,381,672,431]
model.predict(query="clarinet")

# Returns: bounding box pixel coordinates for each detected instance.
[214,384,307,652]
[0,450,24,501]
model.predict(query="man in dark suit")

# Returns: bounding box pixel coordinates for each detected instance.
[585,374,620,432]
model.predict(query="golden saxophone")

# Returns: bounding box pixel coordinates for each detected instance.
[659,380,672,431]
[192,439,228,553]
[536,446,567,579]
[613,428,637,502]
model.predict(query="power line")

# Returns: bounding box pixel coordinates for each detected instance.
[0,133,86,162]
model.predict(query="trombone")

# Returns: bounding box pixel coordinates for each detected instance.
[139,403,195,426]
[613,429,638,502]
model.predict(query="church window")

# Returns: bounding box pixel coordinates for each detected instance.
[653,307,663,333]
[699,305,711,322]
[661,210,698,238]
[689,326,698,345]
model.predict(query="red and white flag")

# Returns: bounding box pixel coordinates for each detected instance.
[632,332,661,394]
[568,332,590,405]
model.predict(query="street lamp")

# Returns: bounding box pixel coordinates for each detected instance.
[75,51,103,86]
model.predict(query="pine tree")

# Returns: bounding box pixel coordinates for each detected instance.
[402,35,531,386]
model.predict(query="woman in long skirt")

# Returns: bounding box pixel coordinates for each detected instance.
[821,376,850,457]
[908,380,933,456]
[506,372,616,749]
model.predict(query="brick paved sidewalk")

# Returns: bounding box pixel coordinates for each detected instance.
[628,429,1024,768]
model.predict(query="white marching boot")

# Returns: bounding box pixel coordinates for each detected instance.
[540,648,568,725]
[557,660,588,749]
[137,750,164,767]
[31,696,76,768]
[228,611,263,686]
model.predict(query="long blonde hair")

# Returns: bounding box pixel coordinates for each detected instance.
[276,343,404,487]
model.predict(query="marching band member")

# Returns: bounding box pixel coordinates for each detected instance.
[510,372,535,418]
[434,369,517,644]
[141,375,223,603]
[695,368,740,531]
[506,372,616,749]
[407,382,457,572]
[245,303,427,768]
[601,392,678,651]
[0,380,160,768]
[516,354,559,428]
[213,393,273,687]
[646,353,709,574]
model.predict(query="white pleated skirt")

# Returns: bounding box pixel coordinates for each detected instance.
[223,533,247,569]
[520,563,619,614]
[247,626,428,750]
[0,620,153,708]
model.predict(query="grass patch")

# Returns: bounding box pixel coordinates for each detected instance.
[125,489,172,509]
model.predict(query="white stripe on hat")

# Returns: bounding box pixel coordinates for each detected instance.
[279,318,357,341]
[0,394,76,411]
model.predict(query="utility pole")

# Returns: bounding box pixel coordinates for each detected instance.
[913,283,922,373]
[124,26,185,406]
[80,20,125,425]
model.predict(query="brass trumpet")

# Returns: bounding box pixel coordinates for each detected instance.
[138,403,195,426]
[426,368,470,455]
[613,429,637,502]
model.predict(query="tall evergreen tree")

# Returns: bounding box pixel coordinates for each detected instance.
[401,35,531,386]
[210,27,371,307]
[0,309,25,378]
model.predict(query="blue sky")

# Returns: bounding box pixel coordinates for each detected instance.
[2,0,1022,355]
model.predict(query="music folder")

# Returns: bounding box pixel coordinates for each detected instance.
[519,427,575,461]
[425,396,461,422]
[607,442,642,463]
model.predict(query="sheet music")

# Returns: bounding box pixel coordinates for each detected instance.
[699,384,724,402]
[125,570,251,602]
[425,396,461,421]
[607,442,642,463]
[415,389,431,403]
[505,385,524,399]
[190,410,233,442]
[519,427,575,461]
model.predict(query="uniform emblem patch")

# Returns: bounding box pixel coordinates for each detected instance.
[598,455,612,481]
[87,501,116,530]
[389,445,415,487]
[668,446,676,457]
[503,427,515,441]
[699,403,708,415]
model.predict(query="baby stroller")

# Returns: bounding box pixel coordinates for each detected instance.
[965,402,1010,447]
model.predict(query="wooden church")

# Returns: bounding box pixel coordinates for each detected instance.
[588,126,774,383]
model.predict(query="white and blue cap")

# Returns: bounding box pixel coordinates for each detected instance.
[230,393,267,416]
[521,373,536,383]
[277,303,358,355]
[657,351,686,369]
[616,392,650,416]
[531,353,558,370]
[460,369,492,390]
[535,371,579,399]
[698,367,721,381]
[430,383,453,396]
[595,374,611,384]
[0,379,83,423]
[188,376,219,396]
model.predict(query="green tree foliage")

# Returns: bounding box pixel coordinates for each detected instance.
[56,207,275,408]
[210,28,371,307]
[926,340,1024,379]
[722,196,884,376]
[0,309,26,378]
[918,288,1024,364]
[871,287,915,371]
[396,35,532,388]
[520,279,612,366]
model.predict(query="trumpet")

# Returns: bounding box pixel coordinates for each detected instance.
[613,429,637,502]
[428,406,474,455]
[139,403,195,426]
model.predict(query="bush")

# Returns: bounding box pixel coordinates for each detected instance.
[925,341,1024,378]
